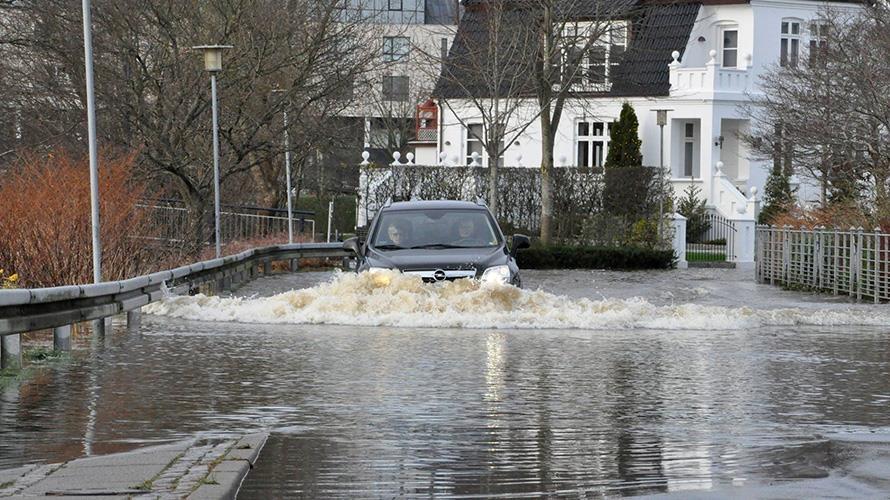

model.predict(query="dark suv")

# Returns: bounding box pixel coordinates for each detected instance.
[343,200,530,286]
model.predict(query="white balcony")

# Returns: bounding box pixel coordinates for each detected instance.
[668,50,755,99]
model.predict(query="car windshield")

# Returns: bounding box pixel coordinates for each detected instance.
[371,209,501,250]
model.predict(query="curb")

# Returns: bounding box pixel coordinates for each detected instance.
[187,433,268,500]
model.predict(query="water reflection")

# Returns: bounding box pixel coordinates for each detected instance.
[1,317,890,496]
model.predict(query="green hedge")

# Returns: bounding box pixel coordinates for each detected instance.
[295,195,356,237]
[516,245,675,270]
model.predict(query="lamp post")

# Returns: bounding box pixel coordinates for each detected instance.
[192,45,232,258]
[81,0,101,284]
[271,89,294,244]
[653,109,673,240]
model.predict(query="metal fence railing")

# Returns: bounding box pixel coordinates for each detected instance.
[137,204,316,245]
[756,225,890,303]
[687,212,737,262]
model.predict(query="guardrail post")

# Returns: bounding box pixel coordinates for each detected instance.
[127,309,142,331]
[53,325,72,351]
[263,259,272,275]
[92,318,107,337]
[1,334,22,370]
[290,259,299,272]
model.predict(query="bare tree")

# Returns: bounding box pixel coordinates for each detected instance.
[746,4,890,221]
[1,0,379,251]
[430,0,540,215]
[531,0,637,243]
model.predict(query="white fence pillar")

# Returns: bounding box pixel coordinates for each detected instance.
[671,213,688,269]
[730,217,756,270]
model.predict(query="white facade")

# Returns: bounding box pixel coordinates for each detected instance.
[429,0,862,229]
[342,1,458,151]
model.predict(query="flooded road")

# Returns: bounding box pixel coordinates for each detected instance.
[2,269,890,497]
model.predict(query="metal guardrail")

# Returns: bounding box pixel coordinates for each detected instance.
[756,225,890,303]
[0,243,347,337]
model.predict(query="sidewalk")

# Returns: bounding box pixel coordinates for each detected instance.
[0,433,267,499]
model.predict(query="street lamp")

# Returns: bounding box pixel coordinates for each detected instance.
[192,44,232,258]
[653,109,673,240]
[271,89,295,244]
[81,0,101,285]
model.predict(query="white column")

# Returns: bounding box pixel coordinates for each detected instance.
[671,213,688,269]
[731,218,757,270]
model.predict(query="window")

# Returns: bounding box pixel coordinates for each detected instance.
[382,75,409,101]
[466,124,484,165]
[809,22,829,66]
[465,124,503,166]
[683,123,695,177]
[722,28,738,68]
[562,22,627,90]
[780,20,801,67]
[575,120,610,168]
[383,36,410,62]
[388,0,402,11]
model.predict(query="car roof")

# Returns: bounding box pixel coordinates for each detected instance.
[383,200,487,211]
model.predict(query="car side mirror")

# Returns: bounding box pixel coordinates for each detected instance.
[343,237,363,256]
[511,234,531,256]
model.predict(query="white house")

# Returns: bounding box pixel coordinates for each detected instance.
[340,0,460,159]
[418,0,864,225]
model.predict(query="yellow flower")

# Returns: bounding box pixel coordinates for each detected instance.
[7,274,17,283]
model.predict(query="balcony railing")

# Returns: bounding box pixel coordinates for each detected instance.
[669,50,753,97]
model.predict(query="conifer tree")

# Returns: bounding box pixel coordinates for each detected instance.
[605,102,642,168]
[759,161,797,224]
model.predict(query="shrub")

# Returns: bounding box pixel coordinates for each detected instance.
[677,184,710,243]
[0,150,158,287]
[517,245,674,270]
[768,202,874,229]
[0,269,18,289]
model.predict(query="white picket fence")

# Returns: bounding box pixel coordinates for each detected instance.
[756,225,890,302]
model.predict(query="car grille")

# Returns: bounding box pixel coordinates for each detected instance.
[403,269,477,283]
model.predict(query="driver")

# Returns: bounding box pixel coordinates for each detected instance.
[385,220,410,247]
[455,219,483,246]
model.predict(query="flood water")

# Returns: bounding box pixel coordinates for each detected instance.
[2,269,890,497]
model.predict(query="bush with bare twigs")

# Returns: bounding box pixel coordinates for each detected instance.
[768,202,884,231]
[0,150,159,287]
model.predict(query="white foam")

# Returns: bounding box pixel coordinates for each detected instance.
[144,270,890,331]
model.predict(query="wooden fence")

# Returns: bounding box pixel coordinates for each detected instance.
[756,226,890,302]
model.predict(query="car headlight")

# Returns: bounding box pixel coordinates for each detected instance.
[481,265,511,284]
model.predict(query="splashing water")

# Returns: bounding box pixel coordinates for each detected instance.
[144,270,890,330]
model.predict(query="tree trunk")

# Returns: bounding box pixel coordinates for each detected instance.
[540,115,554,244]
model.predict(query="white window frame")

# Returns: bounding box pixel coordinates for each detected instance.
[683,122,696,177]
[574,120,611,168]
[780,19,802,67]
[465,124,484,166]
[464,123,504,167]
[561,21,627,91]
[720,26,739,68]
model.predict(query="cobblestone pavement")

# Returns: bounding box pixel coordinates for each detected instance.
[0,433,266,499]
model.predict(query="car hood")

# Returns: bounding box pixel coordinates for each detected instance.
[365,246,507,271]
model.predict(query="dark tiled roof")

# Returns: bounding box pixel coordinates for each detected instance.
[434,1,702,99]
[611,2,702,96]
